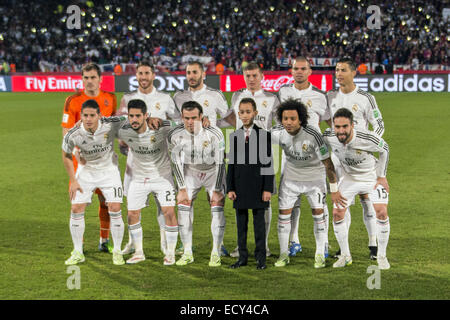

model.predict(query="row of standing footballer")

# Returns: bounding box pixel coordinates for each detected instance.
[61,60,390,271]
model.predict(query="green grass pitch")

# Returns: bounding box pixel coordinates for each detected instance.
[0,91,448,300]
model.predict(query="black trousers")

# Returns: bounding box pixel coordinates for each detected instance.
[236,208,266,264]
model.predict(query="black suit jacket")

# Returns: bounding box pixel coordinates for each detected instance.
[226,124,274,209]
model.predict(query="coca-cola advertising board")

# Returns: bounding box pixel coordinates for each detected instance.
[12,76,115,92]
[220,74,333,92]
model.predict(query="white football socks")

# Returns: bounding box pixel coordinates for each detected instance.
[277,214,291,255]
[164,224,179,256]
[333,218,350,257]
[178,204,192,255]
[70,212,85,254]
[109,211,124,252]
[313,213,326,256]
[129,222,143,255]
[289,206,301,243]
[361,198,377,247]
[376,217,390,257]
[265,206,272,249]
[211,206,225,255]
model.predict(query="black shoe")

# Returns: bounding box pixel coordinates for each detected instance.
[333,249,341,259]
[230,260,247,269]
[256,261,267,270]
[369,246,378,260]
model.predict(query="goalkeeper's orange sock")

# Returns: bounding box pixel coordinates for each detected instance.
[99,202,110,242]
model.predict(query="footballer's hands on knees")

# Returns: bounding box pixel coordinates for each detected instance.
[177,188,190,205]
[147,117,163,130]
[202,116,211,128]
[376,177,390,193]
[69,180,83,200]
[227,191,237,201]
[211,191,224,205]
[331,191,347,209]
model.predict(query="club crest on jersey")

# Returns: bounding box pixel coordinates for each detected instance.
[306,100,312,108]
[302,143,309,152]
[202,141,209,148]
[356,149,362,155]
[203,100,209,107]
[262,100,268,108]
[155,102,161,110]
[352,104,358,112]
[150,135,156,143]
[104,133,109,140]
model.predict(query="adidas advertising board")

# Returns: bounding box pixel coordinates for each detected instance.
[335,74,450,92]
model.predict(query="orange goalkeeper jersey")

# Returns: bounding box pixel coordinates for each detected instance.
[61,90,117,129]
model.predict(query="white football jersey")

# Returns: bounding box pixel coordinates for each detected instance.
[118,87,181,123]
[327,85,385,136]
[62,116,126,170]
[117,120,173,179]
[271,124,330,181]
[323,128,389,182]
[168,125,225,191]
[173,85,228,127]
[232,89,280,130]
[278,83,329,131]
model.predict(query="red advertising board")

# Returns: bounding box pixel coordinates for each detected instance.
[12,75,115,92]
[220,74,333,92]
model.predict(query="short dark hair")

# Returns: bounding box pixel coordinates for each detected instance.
[181,100,203,115]
[277,98,309,127]
[239,97,257,111]
[136,60,155,73]
[333,108,354,123]
[81,99,100,113]
[82,63,101,77]
[294,56,311,68]
[337,57,356,71]
[128,99,147,114]
[243,61,263,73]
[187,61,204,71]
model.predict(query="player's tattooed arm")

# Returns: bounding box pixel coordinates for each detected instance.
[63,151,73,160]
[322,157,347,208]
[322,157,337,183]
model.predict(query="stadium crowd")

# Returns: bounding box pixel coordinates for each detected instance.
[0,0,448,73]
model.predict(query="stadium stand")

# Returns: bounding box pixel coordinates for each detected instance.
[0,0,448,72]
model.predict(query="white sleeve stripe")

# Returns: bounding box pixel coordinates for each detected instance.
[64,126,80,145]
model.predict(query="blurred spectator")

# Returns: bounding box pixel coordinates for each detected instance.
[215,62,225,75]
[357,63,368,75]
[0,0,447,72]
[114,63,123,75]
[375,64,384,74]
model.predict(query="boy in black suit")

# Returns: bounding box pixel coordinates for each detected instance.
[226,98,274,270]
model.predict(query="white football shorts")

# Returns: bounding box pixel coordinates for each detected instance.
[335,175,376,209]
[126,171,176,210]
[278,178,327,210]
[369,184,389,204]
[185,167,226,200]
[72,166,123,204]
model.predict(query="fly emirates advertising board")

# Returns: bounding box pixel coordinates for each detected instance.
[12,76,115,92]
